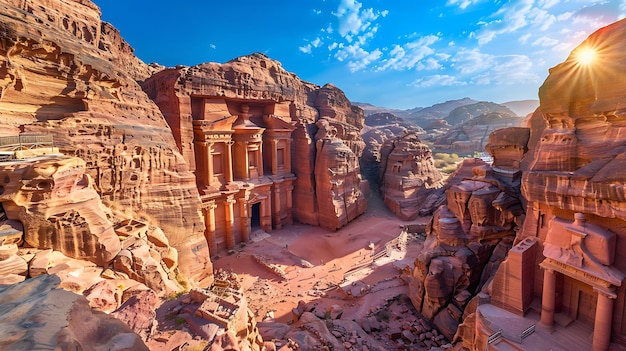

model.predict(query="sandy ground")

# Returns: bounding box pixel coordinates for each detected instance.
[212,195,429,324]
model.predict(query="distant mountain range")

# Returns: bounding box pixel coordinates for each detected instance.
[354,98,539,122]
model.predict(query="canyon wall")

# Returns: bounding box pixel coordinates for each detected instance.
[516,17,626,347]
[0,0,211,284]
[455,19,626,351]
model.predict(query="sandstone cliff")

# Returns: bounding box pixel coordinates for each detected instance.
[453,19,626,351]
[379,131,445,220]
[404,127,528,342]
[0,0,211,284]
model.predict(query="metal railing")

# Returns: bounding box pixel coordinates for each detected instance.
[0,134,53,151]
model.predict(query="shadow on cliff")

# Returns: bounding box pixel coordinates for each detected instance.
[34,96,86,122]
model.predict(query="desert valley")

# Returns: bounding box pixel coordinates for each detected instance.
[1,1,626,351]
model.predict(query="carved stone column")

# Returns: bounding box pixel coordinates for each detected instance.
[225,141,234,183]
[271,139,279,175]
[272,184,282,230]
[592,289,615,351]
[285,138,292,173]
[206,142,214,186]
[540,268,556,327]
[286,184,294,225]
[240,199,250,243]
[205,201,217,255]
[224,196,236,250]
[261,197,272,232]
[256,142,264,177]
[235,141,248,180]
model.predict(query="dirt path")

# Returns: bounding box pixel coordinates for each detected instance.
[212,195,429,324]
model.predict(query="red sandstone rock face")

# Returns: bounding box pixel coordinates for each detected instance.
[0,156,119,265]
[0,274,149,351]
[314,118,368,230]
[506,19,626,350]
[523,18,626,221]
[0,0,211,284]
[142,53,368,233]
[379,132,444,220]
[405,128,529,342]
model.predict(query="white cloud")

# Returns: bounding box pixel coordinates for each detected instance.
[410,75,466,87]
[334,0,387,38]
[472,0,534,45]
[557,11,574,21]
[313,9,322,15]
[446,0,481,10]
[538,0,559,10]
[519,33,531,44]
[451,48,492,74]
[356,25,379,45]
[417,57,442,71]
[328,42,339,51]
[529,7,557,31]
[334,44,382,72]
[209,44,216,49]
[312,37,323,48]
[378,34,440,71]
[450,47,539,86]
[531,36,559,47]
[471,55,539,85]
[299,44,312,54]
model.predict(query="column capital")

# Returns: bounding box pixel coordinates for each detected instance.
[594,286,618,299]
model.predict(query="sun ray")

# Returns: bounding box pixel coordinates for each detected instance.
[575,47,597,66]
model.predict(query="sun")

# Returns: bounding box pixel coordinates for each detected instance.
[576,47,597,65]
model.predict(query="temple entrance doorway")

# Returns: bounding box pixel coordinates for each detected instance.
[251,202,261,229]
[562,275,597,326]
[577,290,597,325]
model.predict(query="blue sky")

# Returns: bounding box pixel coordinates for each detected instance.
[98,0,625,109]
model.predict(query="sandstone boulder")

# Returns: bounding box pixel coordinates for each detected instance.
[0,274,148,351]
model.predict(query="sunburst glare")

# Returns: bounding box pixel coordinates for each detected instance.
[576,47,597,65]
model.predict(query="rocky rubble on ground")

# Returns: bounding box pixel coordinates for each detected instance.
[258,295,454,351]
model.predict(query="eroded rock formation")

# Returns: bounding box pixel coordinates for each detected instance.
[404,127,529,342]
[0,0,210,284]
[0,156,119,265]
[315,118,368,230]
[509,18,626,350]
[455,19,626,351]
[0,274,148,351]
[379,132,444,220]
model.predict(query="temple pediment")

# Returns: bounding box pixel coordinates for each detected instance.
[542,213,625,294]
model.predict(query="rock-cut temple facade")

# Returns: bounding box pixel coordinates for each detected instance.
[142,55,369,256]
[151,92,296,254]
